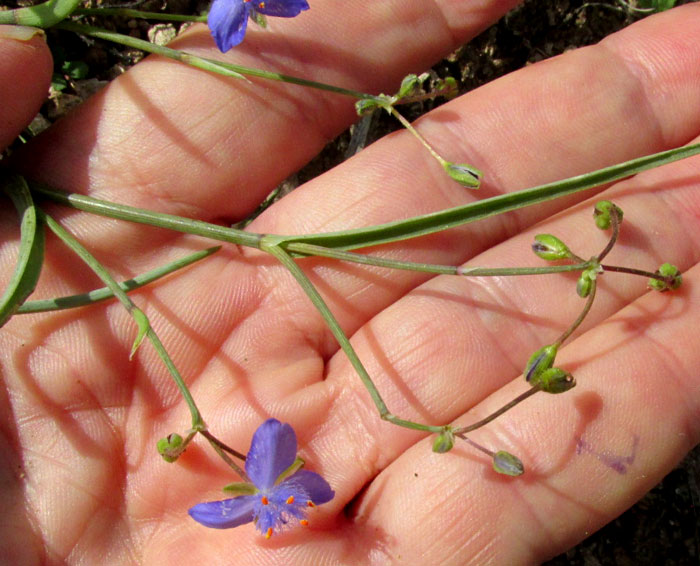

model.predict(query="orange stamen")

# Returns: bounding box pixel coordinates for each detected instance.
[258,1,266,8]
[300,519,309,526]
[261,496,269,505]
[306,501,315,508]
[265,527,273,539]
[286,496,295,505]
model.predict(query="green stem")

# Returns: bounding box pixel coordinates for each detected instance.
[0,0,80,26]
[54,21,376,100]
[601,264,666,280]
[39,209,205,429]
[262,239,443,433]
[554,278,597,346]
[596,207,621,262]
[18,246,220,313]
[74,8,208,23]
[287,241,588,276]
[383,103,447,166]
[199,430,249,481]
[31,182,264,248]
[453,387,540,435]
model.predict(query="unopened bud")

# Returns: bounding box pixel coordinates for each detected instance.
[648,262,682,292]
[576,266,600,298]
[493,451,524,476]
[531,367,576,394]
[432,428,455,453]
[443,162,482,189]
[532,234,572,261]
[593,200,624,230]
[157,433,184,463]
[524,344,558,382]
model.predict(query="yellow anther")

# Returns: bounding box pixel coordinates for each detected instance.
[306,501,315,508]
[300,519,309,526]
[286,495,295,504]
[261,496,269,505]
[258,1,266,8]
[265,527,273,539]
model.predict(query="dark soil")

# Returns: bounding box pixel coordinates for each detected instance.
[4,0,699,563]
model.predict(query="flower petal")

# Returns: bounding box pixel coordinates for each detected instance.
[208,0,249,52]
[284,469,335,505]
[254,0,309,17]
[188,495,256,529]
[245,419,297,489]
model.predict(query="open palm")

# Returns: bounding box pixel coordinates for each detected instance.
[2,3,700,564]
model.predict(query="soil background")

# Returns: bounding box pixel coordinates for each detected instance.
[4,0,700,563]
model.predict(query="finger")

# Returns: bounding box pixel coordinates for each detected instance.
[0,26,52,150]
[11,0,520,223]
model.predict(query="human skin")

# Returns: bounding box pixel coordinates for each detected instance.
[1,2,700,564]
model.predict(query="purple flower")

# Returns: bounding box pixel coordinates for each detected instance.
[188,419,334,538]
[208,0,310,52]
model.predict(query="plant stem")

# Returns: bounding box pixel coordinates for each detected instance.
[554,279,597,346]
[39,209,205,430]
[453,386,540,435]
[54,21,376,100]
[75,8,207,22]
[18,246,220,313]
[262,240,444,433]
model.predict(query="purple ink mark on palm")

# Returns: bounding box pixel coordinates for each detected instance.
[576,434,639,474]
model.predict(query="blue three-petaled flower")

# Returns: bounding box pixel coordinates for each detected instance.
[188,419,334,538]
[208,0,310,52]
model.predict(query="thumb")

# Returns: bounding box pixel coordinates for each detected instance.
[0,25,52,151]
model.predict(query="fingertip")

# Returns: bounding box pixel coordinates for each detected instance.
[0,25,53,149]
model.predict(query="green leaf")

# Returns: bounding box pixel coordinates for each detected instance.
[0,174,45,328]
[274,143,700,252]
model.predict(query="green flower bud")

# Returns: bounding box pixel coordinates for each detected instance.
[432,428,455,453]
[648,262,682,291]
[396,73,427,99]
[355,98,381,116]
[576,266,600,298]
[493,451,524,476]
[157,433,184,463]
[524,344,558,382]
[593,200,624,230]
[531,234,572,261]
[435,76,458,100]
[443,161,482,189]
[531,367,576,394]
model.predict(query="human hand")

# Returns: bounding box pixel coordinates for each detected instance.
[2,3,700,564]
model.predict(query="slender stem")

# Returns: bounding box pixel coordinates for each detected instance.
[384,104,447,166]
[54,21,376,100]
[596,207,620,262]
[453,386,541,435]
[287,241,588,276]
[31,183,264,248]
[39,209,205,429]
[18,246,220,313]
[200,430,249,481]
[199,429,247,462]
[262,240,444,433]
[75,8,207,22]
[454,433,496,457]
[601,264,667,281]
[554,279,597,346]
